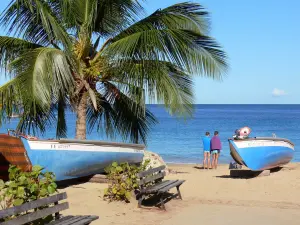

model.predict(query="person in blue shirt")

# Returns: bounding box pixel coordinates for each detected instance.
[202,131,211,169]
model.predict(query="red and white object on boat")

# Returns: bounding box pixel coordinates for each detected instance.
[234,126,251,139]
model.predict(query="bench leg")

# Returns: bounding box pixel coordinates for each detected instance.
[54,201,60,220]
[138,195,144,208]
[159,194,166,210]
[176,186,182,200]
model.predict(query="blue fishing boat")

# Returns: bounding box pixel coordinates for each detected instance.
[0,132,145,181]
[228,127,295,171]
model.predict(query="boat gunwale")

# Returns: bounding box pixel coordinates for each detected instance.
[228,137,294,147]
[24,138,146,150]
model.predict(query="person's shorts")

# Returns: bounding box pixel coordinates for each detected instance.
[211,150,220,154]
[204,150,210,153]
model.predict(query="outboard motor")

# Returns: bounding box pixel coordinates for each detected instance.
[233,126,251,140]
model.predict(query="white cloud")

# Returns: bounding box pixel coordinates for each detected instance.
[272,88,287,97]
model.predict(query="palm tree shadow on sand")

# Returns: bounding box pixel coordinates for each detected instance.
[215,167,284,179]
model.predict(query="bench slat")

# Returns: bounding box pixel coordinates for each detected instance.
[142,180,179,194]
[139,171,165,186]
[49,215,98,225]
[68,216,99,225]
[141,180,171,193]
[137,165,166,178]
[48,216,74,225]
[157,180,185,194]
[50,216,84,225]
[0,192,67,219]
[1,202,69,225]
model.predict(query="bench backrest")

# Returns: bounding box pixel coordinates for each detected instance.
[0,192,68,225]
[137,165,166,188]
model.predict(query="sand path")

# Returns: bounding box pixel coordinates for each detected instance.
[60,163,300,225]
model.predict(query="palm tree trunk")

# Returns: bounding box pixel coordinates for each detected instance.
[75,92,87,139]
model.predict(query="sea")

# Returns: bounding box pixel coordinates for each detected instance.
[1,104,299,164]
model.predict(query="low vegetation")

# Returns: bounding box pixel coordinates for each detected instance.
[103,161,150,202]
[0,165,57,208]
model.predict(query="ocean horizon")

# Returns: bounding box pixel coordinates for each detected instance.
[0,104,299,164]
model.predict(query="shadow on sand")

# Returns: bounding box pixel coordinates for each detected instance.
[215,167,284,179]
[57,174,107,189]
[137,192,180,210]
[193,166,214,170]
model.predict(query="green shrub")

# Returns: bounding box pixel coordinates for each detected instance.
[103,160,150,202]
[0,165,57,209]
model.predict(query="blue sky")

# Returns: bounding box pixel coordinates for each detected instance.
[0,0,299,104]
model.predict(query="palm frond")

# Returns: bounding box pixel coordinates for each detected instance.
[0,77,22,126]
[55,94,68,138]
[105,82,157,144]
[112,2,210,41]
[106,60,194,116]
[9,47,74,105]
[105,28,227,78]
[98,2,227,79]
[0,0,72,49]
[92,0,143,36]
[0,47,74,136]
[87,93,116,139]
[58,0,143,37]
[0,36,42,74]
[87,82,157,144]
[17,102,56,136]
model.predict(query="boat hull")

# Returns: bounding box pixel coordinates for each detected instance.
[0,134,32,180]
[229,138,294,171]
[20,138,145,181]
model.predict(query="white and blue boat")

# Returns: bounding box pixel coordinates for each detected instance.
[0,132,145,181]
[229,137,295,171]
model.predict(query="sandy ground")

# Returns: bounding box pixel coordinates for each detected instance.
[59,163,300,225]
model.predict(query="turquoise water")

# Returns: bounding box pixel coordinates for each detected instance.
[1,104,299,164]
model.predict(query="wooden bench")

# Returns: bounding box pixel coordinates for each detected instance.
[136,165,185,210]
[0,192,99,225]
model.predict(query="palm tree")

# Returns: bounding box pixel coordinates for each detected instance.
[0,0,227,143]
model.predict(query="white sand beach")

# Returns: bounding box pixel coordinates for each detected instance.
[59,163,300,225]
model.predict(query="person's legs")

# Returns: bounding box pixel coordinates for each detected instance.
[203,152,207,168]
[207,152,211,169]
[215,152,219,169]
[211,152,216,169]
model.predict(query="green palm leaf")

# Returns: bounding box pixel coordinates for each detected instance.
[1,0,72,48]
[55,94,68,139]
[87,82,157,144]
[112,2,210,41]
[0,36,42,73]
[106,60,194,116]
[105,29,226,78]
[0,47,74,136]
